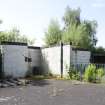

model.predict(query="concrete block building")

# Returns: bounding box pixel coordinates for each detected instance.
[0,42,91,78]
[0,42,41,78]
[41,44,91,76]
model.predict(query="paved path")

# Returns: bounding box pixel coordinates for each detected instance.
[0,79,105,105]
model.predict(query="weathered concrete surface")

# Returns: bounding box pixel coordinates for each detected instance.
[0,80,105,105]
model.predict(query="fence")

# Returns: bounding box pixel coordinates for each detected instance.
[72,63,105,70]
[69,63,105,81]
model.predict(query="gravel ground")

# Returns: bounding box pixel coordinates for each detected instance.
[0,79,105,105]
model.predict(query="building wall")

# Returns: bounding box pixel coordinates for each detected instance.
[28,47,41,74]
[28,47,41,67]
[41,45,72,76]
[2,44,28,77]
[63,45,71,76]
[71,50,91,65]
[41,46,61,75]
[41,45,91,76]
[1,42,91,78]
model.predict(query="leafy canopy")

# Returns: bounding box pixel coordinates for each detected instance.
[44,6,98,49]
[62,7,97,49]
[44,19,62,46]
[0,27,35,45]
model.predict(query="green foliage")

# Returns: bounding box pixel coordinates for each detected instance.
[0,27,35,45]
[97,68,105,82]
[92,46,105,54]
[66,64,80,80]
[68,70,80,80]
[84,64,96,82]
[63,6,81,27]
[62,23,92,48]
[44,19,62,46]
[44,6,98,49]
[97,68,104,77]
[62,7,97,49]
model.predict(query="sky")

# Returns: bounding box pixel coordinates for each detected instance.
[0,0,105,47]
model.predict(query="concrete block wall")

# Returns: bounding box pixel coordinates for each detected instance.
[28,46,41,67]
[71,50,91,65]
[63,45,71,76]
[41,45,91,76]
[0,41,91,78]
[2,43,28,78]
[28,46,41,74]
[41,45,72,76]
[41,46,61,75]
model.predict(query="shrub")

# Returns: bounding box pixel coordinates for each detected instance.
[84,64,96,82]
[67,65,80,80]
[97,68,105,82]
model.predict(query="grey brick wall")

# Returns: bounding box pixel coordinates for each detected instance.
[28,48,41,75]
[1,43,91,78]
[41,46,61,75]
[41,45,91,76]
[71,50,91,65]
[2,45,28,78]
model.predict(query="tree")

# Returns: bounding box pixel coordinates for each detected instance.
[0,27,35,45]
[62,7,97,49]
[83,20,97,47]
[92,46,105,54]
[63,6,81,28]
[44,19,62,46]
[44,7,97,48]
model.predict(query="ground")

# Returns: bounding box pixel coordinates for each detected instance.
[0,79,105,105]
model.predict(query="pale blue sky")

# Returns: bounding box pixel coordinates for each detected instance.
[0,0,105,47]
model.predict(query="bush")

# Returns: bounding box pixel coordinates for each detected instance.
[67,65,80,80]
[97,68,105,82]
[84,64,96,82]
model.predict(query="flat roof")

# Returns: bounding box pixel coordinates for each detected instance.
[1,41,27,46]
[72,47,90,51]
[28,46,41,49]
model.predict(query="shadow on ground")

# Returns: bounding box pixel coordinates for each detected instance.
[31,79,50,87]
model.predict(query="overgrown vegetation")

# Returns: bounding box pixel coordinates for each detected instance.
[96,68,105,82]
[65,64,81,80]
[84,64,96,82]
[65,64,105,83]
[84,64,105,83]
